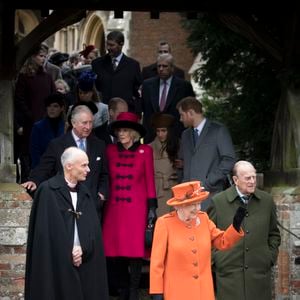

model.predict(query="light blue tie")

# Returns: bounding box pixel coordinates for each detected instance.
[78,139,85,151]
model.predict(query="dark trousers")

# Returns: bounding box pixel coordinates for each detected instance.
[106,257,142,300]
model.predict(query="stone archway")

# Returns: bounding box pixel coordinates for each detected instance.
[15,10,39,41]
[79,11,107,55]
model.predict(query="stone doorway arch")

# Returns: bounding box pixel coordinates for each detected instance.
[79,11,107,55]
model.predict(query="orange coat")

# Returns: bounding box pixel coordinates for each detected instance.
[150,211,244,300]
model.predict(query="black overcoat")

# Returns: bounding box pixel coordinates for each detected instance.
[25,174,109,300]
[92,53,142,113]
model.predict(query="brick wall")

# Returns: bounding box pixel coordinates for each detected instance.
[129,12,195,80]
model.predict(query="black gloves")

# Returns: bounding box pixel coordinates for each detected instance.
[233,206,247,232]
[148,207,157,226]
[152,294,163,300]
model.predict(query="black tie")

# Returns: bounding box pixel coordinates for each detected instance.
[193,128,198,146]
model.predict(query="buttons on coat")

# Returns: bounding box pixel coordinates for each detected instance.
[193,275,199,279]
[191,249,197,254]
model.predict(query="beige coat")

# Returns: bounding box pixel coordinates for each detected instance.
[150,138,178,216]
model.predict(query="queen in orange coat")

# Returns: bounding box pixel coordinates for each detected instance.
[150,181,246,300]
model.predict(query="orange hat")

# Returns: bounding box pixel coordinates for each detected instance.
[167,181,209,206]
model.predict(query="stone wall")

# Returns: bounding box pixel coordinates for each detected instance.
[0,184,31,299]
[273,186,300,299]
[0,183,299,299]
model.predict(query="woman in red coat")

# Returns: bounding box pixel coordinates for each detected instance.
[102,112,157,300]
[150,181,246,300]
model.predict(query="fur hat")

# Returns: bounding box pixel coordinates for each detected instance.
[77,70,97,91]
[49,52,69,66]
[167,181,209,206]
[44,92,66,107]
[108,112,146,137]
[151,112,175,128]
[79,45,95,58]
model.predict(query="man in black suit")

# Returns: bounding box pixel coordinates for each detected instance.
[94,97,128,145]
[141,40,185,80]
[141,53,195,143]
[22,105,108,219]
[91,30,142,114]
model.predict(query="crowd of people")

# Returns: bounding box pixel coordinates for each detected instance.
[18,30,281,300]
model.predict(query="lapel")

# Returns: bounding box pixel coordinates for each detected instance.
[164,77,178,110]
[85,135,94,160]
[194,119,211,150]
[114,54,128,73]
[66,130,78,147]
[102,54,115,73]
[150,77,160,112]
[187,128,194,150]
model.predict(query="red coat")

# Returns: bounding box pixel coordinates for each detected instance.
[150,211,244,300]
[102,143,156,257]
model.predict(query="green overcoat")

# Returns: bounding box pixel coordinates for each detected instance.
[208,185,281,300]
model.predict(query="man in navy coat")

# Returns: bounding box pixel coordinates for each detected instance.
[22,105,108,219]
[92,30,142,114]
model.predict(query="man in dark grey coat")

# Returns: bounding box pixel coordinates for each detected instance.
[176,96,235,210]
[208,160,281,300]
[22,105,108,220]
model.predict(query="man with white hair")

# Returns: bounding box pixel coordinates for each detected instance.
[25,147,109,300]
[208,160,281,300]
[22,105,108,220]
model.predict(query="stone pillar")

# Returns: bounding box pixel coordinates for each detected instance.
[0,80,16,183]
[0,183,32,299]
[272,186,300,299]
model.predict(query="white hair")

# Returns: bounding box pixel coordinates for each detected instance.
[233,160,256,177]
[61,147,86,167]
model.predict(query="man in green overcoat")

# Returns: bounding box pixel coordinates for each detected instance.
[208,160,281,300]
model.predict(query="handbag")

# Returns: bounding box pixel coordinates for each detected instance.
[145,223,155,248]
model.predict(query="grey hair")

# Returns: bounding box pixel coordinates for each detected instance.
[61,147,86,167]
[157,53,174,66]
[232,160,256,177]
[70,105,93,123]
